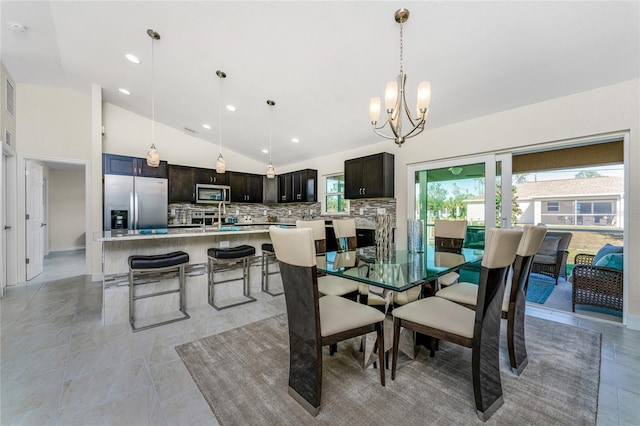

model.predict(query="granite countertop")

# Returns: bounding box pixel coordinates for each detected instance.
[96,226,272,242]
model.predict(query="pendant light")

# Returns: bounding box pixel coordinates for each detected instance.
[369,8,431,147]
[266,99,276,178]
[215,70,227,173]
[146,29,161,167]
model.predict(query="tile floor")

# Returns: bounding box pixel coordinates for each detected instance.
[1,250,638,425]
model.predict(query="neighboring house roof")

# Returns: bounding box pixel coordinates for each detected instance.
[515,176,623,200]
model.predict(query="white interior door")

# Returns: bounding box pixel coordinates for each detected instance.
[26,160,44,280]
[2,152,6,293]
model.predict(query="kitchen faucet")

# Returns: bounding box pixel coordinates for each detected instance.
[217,201,226,230]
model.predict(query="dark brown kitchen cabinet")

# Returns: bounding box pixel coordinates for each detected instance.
[278,173,293,203]
[103,154,167,178]
[291,169,318,202]
[229,172,263,203]
[277,169,317,203]
[194,167,228,185]
[344,152,394,199]
[168,165,195,203]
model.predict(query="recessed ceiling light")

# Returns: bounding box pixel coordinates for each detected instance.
[226,105,236,112]
[9,22,28,33]
[202,124,212,130]
[291,138,300,143]
[125,54,141,64]
[118,88,131,95]
[261,149,269,154]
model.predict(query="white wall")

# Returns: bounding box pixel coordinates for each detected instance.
[102,103,268,173]
[49,169,85,251]
[281,79,640,324]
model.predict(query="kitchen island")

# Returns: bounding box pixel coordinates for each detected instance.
[96,226,280,326]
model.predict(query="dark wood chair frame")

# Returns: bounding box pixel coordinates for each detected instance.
[392,264,510,421]
[278,261,385,417]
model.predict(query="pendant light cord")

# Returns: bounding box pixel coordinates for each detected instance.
[218,77,223,155]
[151,34,155,147]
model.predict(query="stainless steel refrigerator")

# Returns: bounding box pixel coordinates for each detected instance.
[103,174,168,231]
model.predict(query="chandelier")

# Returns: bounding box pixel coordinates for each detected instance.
[146,29,161,167]
[215,70,227,173]
[266,99,276,178]
[369,9,431,147]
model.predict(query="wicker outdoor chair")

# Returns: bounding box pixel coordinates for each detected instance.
[572,253,623,313]
[531,231,572,284]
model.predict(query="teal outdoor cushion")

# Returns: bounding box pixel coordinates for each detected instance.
[593,243,624,263]
[595,253,623,270]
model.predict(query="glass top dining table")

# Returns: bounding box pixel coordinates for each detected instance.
[316,245,484,293]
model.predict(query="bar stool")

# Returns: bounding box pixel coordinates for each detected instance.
[261,243,283,296]
[128,251,190,332]
[208,244,257,310]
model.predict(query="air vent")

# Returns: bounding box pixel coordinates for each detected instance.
[183,126,197,134]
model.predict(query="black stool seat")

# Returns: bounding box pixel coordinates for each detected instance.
[208,245,256,260]
[262,243,274,252]
[129,251,189,270]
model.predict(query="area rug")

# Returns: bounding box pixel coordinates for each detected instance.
[526,273,557,304]
[176,313,600,425]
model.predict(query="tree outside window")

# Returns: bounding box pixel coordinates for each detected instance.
[325,174,349,214]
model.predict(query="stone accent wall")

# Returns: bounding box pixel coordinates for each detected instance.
[169,198,396,227]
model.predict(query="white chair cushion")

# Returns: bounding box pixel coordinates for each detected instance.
[436,282,478,306]
[437,266,513,312]
[296,219,326,241]
[434,219,467,239]
[438,271,460,286]
[333,219,356,238]
[358,283,387,305]
[319,295,385,337]
[393,286,421,305]
[318,275,359,296]
[392,297,475,339]
[269,226,315,267]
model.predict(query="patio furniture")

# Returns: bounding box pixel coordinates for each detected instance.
[531,231,572,284]
[572,252,623,312]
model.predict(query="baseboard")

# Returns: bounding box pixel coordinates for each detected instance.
[625,313,640,330]
[49,247,86,253]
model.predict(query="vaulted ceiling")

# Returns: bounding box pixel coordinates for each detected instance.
[2,1,638,166]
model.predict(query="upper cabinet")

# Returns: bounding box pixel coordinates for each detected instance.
[291,169,317,202]
[168,165,195,203]
[344,152,394,199]
[278,169,317,203]
[194,167,228,185]
[278,173,293,203]
[229,172,263,203]
[103,154,168,178]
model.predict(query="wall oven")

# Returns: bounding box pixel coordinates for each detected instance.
[195,184,231,204]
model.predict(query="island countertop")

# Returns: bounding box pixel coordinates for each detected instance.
[95,225,282,242]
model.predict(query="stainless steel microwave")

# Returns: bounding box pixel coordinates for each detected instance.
[195,184,231,204]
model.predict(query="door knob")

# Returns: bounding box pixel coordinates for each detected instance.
[4,225,11,230]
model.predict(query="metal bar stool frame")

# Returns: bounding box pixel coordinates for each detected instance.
[261,245,283,296]
[208,252,257,310]
[129,261,190,332]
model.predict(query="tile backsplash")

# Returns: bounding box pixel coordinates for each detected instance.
[169,199,396,227]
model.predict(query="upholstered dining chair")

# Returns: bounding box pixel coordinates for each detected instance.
[391,228,522,422]
[436,225,547,375]
[268,226,386,416]
[332,218,358,251]
[297,220,359,301]
[434,219,468,289]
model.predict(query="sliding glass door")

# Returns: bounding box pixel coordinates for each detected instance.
[409,154,513,247]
